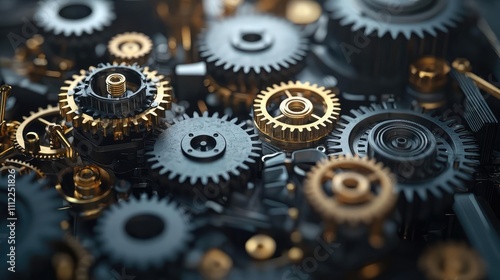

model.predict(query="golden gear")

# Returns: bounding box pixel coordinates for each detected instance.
[253,81,341,150]
[51,235,94,280]
[0,159,45,178]
[59,64,172,140]
[108,32,153,65]
[419,242,485,280]
[304,155,396,247]
[12,105,73,160]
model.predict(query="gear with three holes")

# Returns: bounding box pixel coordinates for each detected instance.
[59,63,172,139]
[12,105,73,160]
[34,0,115,38]
[0,174,65,278]
[253,81,341,150]
[146,112,261,200]
[95,195,193,272]
[326,102,479,220]
[108,32,153,65]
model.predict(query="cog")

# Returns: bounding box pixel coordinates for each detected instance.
[108,32,153,64]
[326,102,479,219]
[95,195,193,271]
[12,105,73,160]
[0,159,45,178]
[0,174,65,277]
[59,63,172,139]
[34,0,115,37]
[304,155,396,226]
[253,81,341,150]
[146,112,261,199]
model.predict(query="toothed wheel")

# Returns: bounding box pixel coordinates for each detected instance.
[95,195,192,272]
[146,112,262,201]
[0,159,45,178]
[326,102,479,220]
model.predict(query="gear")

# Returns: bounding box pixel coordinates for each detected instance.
[0,159,45,178]
[419,242,485,280]
[34,0,115,37]
[59,63,172,140]
[0,174,65,277]
[95,195,193,271]
[198,14,309,108]
[12,105,73,160]
[108,32,153,65]
[253,81,341,150]
[326,102,479,220]
[146,112,261,200]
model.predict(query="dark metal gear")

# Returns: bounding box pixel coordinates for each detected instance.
[198,14,309,91]
[34,0,115,38]
[146,112,261,200]
[95,195,193,271]
[0,174,65,277]
[326,102,479,220]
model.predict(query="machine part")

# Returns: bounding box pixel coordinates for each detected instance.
[95,195,193,271]
[48,235,94,280]
[409,56,451,93]
[452,58,500,100]
[12,105,73,160]
[286,0,322,26]
[108,32,153,65]
[304,155,396,247]
[146,112,261,200]
[59,63,172,140]
[0,159,44,178]
[55,165,115,219]
[253,81,341,150]
[326,102,479,220]
[0,174,65,276]
[34,0,115,37]
[419,242,485,280]
[198,14,309,96]
[245,234,277,260]
[199,249,233,280]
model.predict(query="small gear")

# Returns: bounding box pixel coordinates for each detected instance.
[12,105,73,160]
[0,159,45,178]
[326,102,479,220]
[146,112,261,200]
[0,174,65,277]
[34,0,115,37]
[419,242,485,280]
[253,81,341,150]
[198,14,309,108]
[95,195,193,271]
[59,63,172,140]
[108,32,153,65]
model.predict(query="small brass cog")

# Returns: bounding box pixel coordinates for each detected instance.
[12,105,73,160]
[59,63,172,140]
[0,159,45,178]
[108,32,153,64]
[50,235,94,280]
[253,81,341,150]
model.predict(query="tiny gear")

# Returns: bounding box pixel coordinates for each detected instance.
[146,112,261,200]
[253,81,341,150]
[59,63,172,140]
[34,0,115,37]
[199,14,309,107]
[108,32,153,65]
[326,102,479,220]
[95,195,193,271]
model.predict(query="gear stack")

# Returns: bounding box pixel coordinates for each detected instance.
[199,14,309,110]
[324,0,465,94]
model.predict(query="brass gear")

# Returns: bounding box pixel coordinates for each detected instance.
[419,242,485,280]
[253,81,341,150]
[59,64,172,140]
[12,105,73,160]
[304,155,396,247]
[108,32,153,64]
[0,159,45,178]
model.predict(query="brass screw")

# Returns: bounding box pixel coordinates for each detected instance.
[199,249,233,280]
[73,166,102,199]
[245,234,276,260]
[409,56,450,93]
[106,73,127,97]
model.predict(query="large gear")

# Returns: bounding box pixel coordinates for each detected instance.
[253,81,341,150]
[59,63,172,140]
[34,0,115,38]
[0,174,65,277]
[146,112,261,200]
[95,195,193,271]
[326,102,479,220]
[199,14,309,108]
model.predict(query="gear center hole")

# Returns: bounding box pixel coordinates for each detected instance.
[191,135,217,152]
[59,4,92,20]
[125,214,165,240]
[242,33,262,43]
